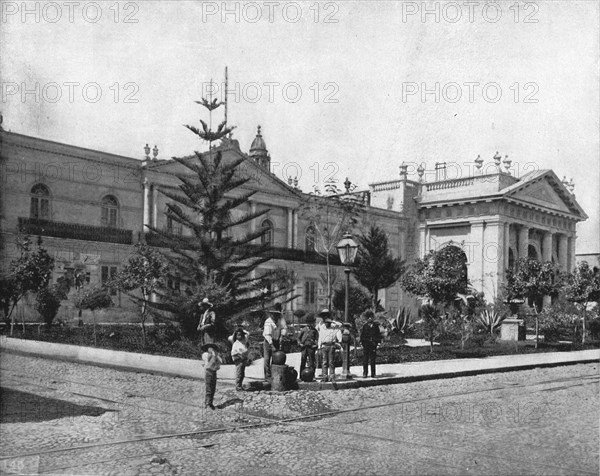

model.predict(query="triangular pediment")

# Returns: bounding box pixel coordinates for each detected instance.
[503,170,587,219]
[512,181,571,212]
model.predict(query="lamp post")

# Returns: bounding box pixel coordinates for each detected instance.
[336,232,358,379]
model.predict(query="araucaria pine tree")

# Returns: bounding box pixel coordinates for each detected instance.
[353,225,405,311]
[147,87,287,331]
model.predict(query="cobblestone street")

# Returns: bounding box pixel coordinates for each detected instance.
[0,352,598,475]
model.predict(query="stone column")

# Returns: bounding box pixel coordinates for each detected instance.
[151,185,158,228]
[293,210,298,249]
[541,231,553,262]
[568,235,577,271]
[469,221,485,293]
[419,225,427,258]
[142,178,150,233]
[482,220,504,298]
[503,222,510,274]
[518,225,529,260]
[287,208,293,248]
[541,231,553,307]
[558,234,568,271]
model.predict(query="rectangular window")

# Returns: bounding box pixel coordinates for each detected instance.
[101,266,118,296]
[304,280,316,306]
[30,198,38,218]
[40,199,49,219]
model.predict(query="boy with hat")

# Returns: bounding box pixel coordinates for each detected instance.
[201,343,221,410]
[317,312,342,382]
[298,313,318,375]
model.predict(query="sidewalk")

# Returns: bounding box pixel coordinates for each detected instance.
[245,347,599,390]
[1,336,597,391]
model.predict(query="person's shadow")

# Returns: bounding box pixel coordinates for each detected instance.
[215,398,244,410]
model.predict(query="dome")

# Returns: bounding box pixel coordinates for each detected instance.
[250,125,268,157]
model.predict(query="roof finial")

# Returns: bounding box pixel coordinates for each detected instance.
[493,151,501,168]
[503,154,511,174]
[257,125,262,136]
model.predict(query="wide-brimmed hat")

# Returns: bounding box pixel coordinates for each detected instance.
[318,309,331,317]
[201,343,220,352]
[198,298,213,307]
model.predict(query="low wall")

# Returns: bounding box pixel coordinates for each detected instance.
[0,336,205,380]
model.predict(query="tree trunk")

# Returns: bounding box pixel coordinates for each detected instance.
[534,314,539,349]
[326,255,332,311]
[92,311,97,346]
[581,307,587,344]
[141,297,147,348]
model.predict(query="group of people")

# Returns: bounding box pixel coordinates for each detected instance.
[296,309,382,381]
[197,297,383,410]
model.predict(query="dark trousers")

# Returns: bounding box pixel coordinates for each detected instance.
[321,344,335,379]
[263,340,273,379]
[205,369,217,406]
[363,346,377,377]
[235,360,246,388]
[300,347,316,374]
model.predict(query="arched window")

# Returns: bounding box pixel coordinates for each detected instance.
[166,205,183,236]
[305,226,316,253]
[261,219,273,246]
[30,184,50,219]
[101,195,119,228]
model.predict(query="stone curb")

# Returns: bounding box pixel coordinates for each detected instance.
[1,337,598,390]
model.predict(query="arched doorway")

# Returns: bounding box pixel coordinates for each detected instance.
[528,244,538,261]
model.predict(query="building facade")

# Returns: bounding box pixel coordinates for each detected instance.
[0,124,588,322]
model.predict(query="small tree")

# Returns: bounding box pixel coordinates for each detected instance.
[74,287,112,346]
[504,258,561,348]
[2,235,54,335]
[415,304,448,353]
[300,178,365,310]
[353,225,405,311]
[400,246,470,352]
[113,244,168,346]
[563,261,600,344]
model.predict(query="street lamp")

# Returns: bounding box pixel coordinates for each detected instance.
[336,232,358,379]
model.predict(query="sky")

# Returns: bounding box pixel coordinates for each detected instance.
[1,0,598,253]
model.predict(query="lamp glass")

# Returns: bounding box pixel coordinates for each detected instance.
[336,234,358,265]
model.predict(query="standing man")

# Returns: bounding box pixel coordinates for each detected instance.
[197,298,216,345]
[263,308,281,380]
[318,315,342,382]
[360,310,382,378]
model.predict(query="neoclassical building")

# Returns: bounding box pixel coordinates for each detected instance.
[0,122,588,321]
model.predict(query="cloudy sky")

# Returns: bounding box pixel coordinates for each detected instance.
[2,1,598,253]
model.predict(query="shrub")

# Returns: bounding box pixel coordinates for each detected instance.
[332,283,372,324]
[538,300,581,342]
[588,318,600,341]
[35,285,64,327]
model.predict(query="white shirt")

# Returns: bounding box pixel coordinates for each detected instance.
[318,326,342,348]
[263,317,278,345]
[231,340,249,358]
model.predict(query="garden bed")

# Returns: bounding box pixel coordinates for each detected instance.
[3,324,598,365]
